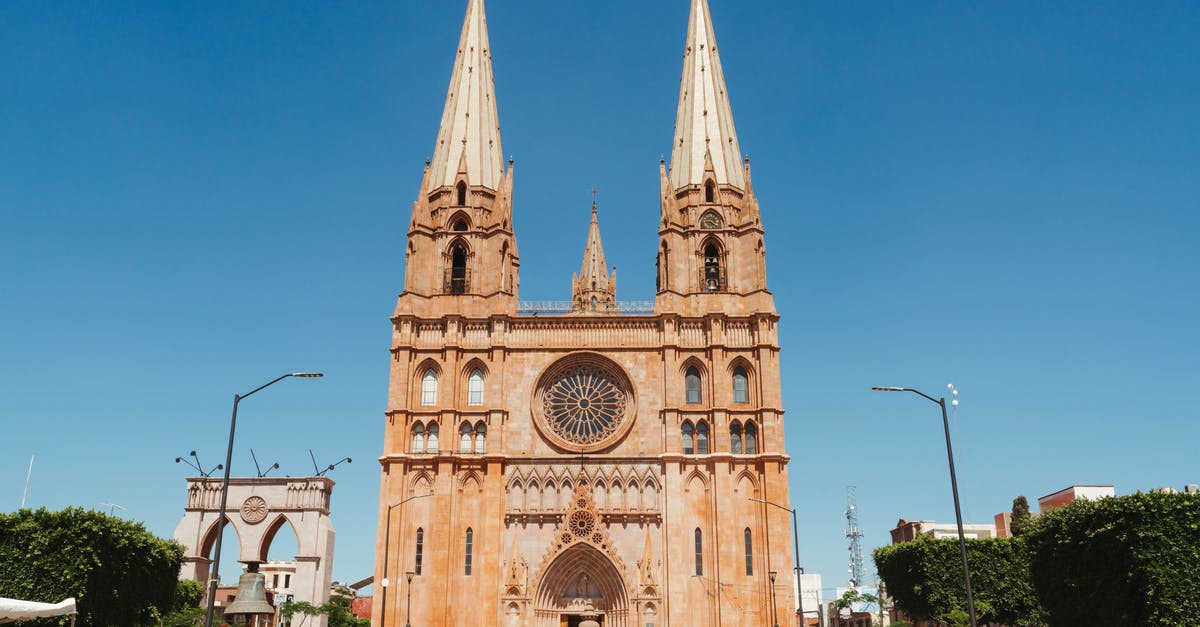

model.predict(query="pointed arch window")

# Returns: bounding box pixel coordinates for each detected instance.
[456,181,467,206]
[744,528,754,576]
[411,423,425,453]
[703,243,723,292]
[426,423,439,453]
[733,366,749,404]
[467,369,484,406]
[682,422,694,455]
[590,296,598,311]
[459,423,472,453]
[705,181,715,203]
[696,421,710,454]
[449,244,468,294]
[452,219,468,232]
[464,528,474,575]
[730,421,743,454]
[694,528,704,576]
[474,422,487,454]
[685,367,702,404]
[745,421,758,454]
[421,369,438,405]
[414,528,425,575]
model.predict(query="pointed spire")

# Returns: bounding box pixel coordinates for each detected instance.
[427,0,504,192]
[669,0,744,192]
[578,201,609,282]
[571,201,616,313]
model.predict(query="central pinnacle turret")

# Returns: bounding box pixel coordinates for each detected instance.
[572,201,617,314]
[669,0,744,192]
[427,0,504,192]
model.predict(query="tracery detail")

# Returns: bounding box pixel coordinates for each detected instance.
[542,363,627,444]
[533,355,636,452]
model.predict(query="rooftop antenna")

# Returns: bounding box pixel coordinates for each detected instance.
[175,451,222,477]
[250,449,280,478]
[310,449,352,477]
[100,502,126,516]
[20,454,34,509]
[845,485,866,588]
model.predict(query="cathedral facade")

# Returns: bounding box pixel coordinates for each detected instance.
[372,1,797,626]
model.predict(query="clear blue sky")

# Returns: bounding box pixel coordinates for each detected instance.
[2,0,1197,599]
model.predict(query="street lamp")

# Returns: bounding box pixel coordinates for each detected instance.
[203,372,324,627]
[750,497,804,624]
[380,493,432,627]
[871,385,977,627]
[768,571,779,627]
[405,571,415,627]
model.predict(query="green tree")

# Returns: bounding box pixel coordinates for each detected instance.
[1010,495,1032,537]
[1024,491,1200,626]
[280,589,368,627]
[156,579,205,627]
[0,507,185,627]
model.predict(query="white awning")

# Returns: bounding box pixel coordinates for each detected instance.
[0,597,76,624]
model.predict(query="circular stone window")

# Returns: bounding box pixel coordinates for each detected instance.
[532,354,635,452]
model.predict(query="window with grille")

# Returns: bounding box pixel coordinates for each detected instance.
[733,367,749,404]
[421,370,438,405]
[464,528,474,575]
[685,367,701,404]
[467,369,484,405]
[415,528,424,575]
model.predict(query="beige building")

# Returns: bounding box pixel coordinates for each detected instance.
[372,1,796,626]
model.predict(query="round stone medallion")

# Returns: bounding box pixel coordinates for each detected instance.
[240,496,269,524]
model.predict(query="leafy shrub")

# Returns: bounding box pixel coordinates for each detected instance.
[1024,491,1200,626]
[0,508,184,627]
[874,536,1040,626]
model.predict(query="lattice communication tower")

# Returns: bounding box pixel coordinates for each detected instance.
[845,485,866,587]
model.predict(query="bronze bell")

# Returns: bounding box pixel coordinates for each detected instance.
[223,565,276,625]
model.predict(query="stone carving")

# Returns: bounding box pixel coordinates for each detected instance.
[240,496,269,524]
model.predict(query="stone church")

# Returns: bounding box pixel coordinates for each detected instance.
[372,0,797,625]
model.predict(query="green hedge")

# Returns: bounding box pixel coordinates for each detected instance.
[1024,491,1200,626]
[0,508,184,627]
[874,536,1040,626]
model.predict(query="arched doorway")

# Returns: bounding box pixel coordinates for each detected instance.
[534,543,629,627]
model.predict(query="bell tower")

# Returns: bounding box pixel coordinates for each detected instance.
[399,0,519,319]
[655,0,773,317]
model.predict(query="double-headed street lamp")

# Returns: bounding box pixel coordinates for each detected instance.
[750,497,804,625]
[380,493,432,627]
[203,372,324,627]
[872,385,977,627]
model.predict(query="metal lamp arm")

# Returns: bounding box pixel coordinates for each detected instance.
[238,373,294,401]
[903,387,942,405]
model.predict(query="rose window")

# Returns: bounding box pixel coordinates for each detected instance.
[542,363,628,445]
[569,511,596,539]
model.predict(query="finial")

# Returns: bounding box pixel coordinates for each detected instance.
[425,157,431,167]
[509,155,514,165]
[591,186,599,211]
[660,155,665,165]
[744,154,750,165]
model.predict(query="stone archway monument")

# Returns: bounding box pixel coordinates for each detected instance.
[174,476,336,625]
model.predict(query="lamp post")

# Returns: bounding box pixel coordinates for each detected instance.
[380,493,432,627]
[750,497,803,625]
[871,385,977,627]
[203,372,324,627]
[769,571,779,627]
[405,571,415,627]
